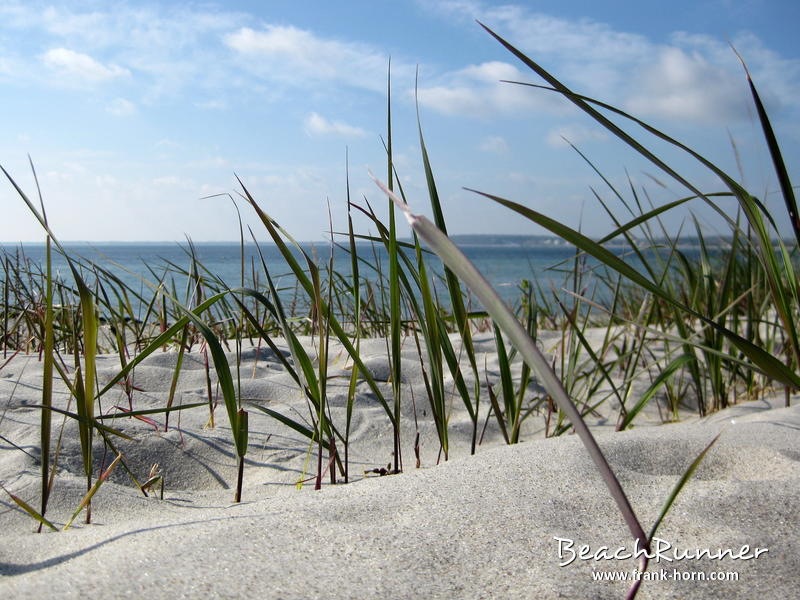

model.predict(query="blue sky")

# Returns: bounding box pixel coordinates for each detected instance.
[1,0,798,242]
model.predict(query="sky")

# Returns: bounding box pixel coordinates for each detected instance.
[1,0,799,242]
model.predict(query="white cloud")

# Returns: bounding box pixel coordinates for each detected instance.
[42,47,128,81]
[2,2,246,99]
[415,86,485,117]
[41,6,106,41]
[3,0,798,127]
[486,7,650,68]
[479,135,509,153]
[224,25,399,93]
[106,97,136,116]
[546,123,607,147]
[304,112,368,138]
[62,161,89,175]
[420,0,800,124]
[625,47,749,122]
[417,61,563,117]
[667,31,800,117]
[422,2,650,95]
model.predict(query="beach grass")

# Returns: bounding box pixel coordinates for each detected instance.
[0,20,797,598]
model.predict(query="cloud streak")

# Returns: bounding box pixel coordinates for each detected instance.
[5,0,796,126]
[418,0,800,124]
[225,24,406,93]
[42,47,128,82]
[304,113,368,138]
[417,61,565,117]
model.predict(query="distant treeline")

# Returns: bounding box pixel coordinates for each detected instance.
[437,234,796,249]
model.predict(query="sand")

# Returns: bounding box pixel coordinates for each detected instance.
[1,331,798,599]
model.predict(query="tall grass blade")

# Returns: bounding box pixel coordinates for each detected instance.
[345,150,360,482]
[386,61,403,472]
[29,157,55,528]
[732,49,800,247]
[415,75,481,454]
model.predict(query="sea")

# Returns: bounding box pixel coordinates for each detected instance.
[0,239,634,313]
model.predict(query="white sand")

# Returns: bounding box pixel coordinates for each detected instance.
[1,332,798,598]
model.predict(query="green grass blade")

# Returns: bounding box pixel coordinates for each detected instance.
[415,77,481,453]
[181,306,242,457]
[733,50,800,246]
[648,433,721,542]
[492,323,517,438]
[486,383,510,444]
[38,195,55,524]
[249,403,332,452]
[33,405,135,440]
[619,354,694,430]
[96,402,207,420]
[386,61,403,472]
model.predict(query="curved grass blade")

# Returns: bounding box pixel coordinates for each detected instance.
[415,74,481,454]
[248,403,332,452]
[373,175,650,570]
[33,405,134,440]
[466,188,800,388]
[732,48,800,247]
[648,433,721,541]
[385,59,403,473]
[479,23,800,377]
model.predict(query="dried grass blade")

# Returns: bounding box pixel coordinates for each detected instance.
[63,453,122,530]
[1,485,59,532]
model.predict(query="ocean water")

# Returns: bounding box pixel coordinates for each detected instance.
[0,240,613,311]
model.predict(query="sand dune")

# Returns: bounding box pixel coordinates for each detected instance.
[1,335,798,598]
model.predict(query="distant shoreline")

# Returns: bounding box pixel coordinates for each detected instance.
[1,234,782,249]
